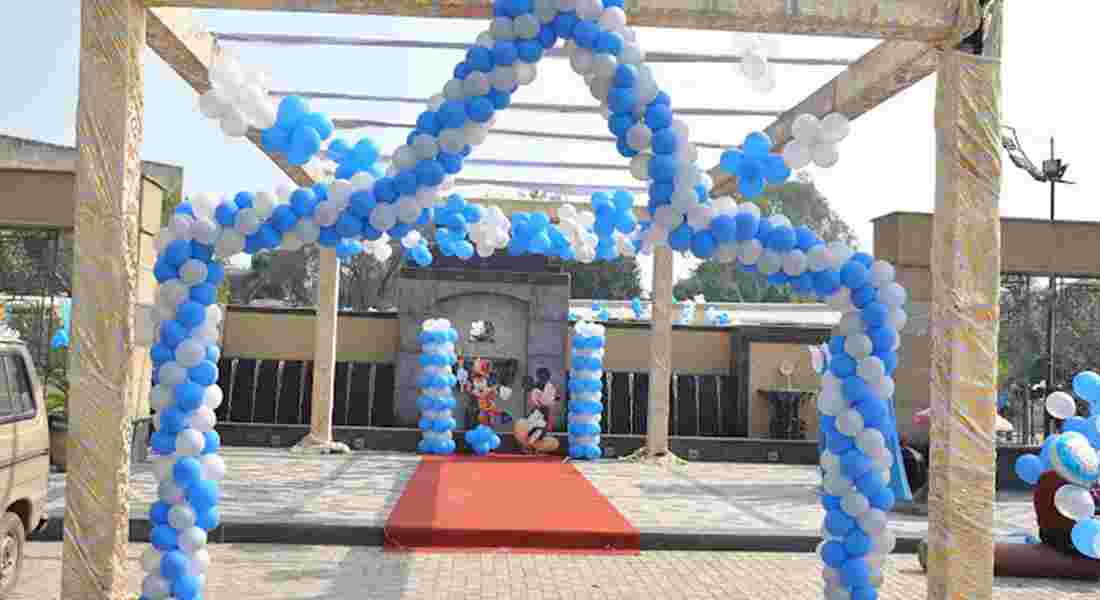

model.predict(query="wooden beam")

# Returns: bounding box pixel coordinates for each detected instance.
[925,1,1003,597]
[144,0,977,41]
[145,7,325,186]
[709,39,940,196]
[63,1,145,597]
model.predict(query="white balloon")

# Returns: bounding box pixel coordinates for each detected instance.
[619,43,644,65]
[820,113,851,143]
[313,202,340,228]
[158,480,185,504]
[252,190,277,220]
[168,504,197,530]
[191,218,219,246]
[857,357,886,383]
[569,48,594,74]
[179,259,209,286]
[781,140,812,170]
[151,455,174,482]
[600,6,627,30]
[757,251,782,275]
[159,362,188,387]
[575,0,603,20]
[142,574,172,599]
[860,509,888,535]
[1046,391,1078,420]
[870,529,897,555]
[653,205,681,229]
[626,123,652,152]
[856,428,887,455]
[1054,484,1096,521]
[175,339,206,368]
[841,492,871,518]
[412,134,440,160]
[198,90,227,119]
[837,409,865,436]
[812,142,840,168]
[738,239,764,265]
[886,307,908,331]
[438,128,466,154]
[192,405,217,432]
[189,548,212,575]
[880,282,908,308]
[170,214,195,241]
[870,260,896,287]
[442,78,465,101]
[844,334,873,359]
[176,429,206,457]
[234,207,261,235]
[825,241,853,271]
[464,121,490,146]
[490,16,515,41]
[592,53,618,80]
[179,526,208,553]
[740,52,768,81]
[791,113,822,144]
[397,197,421,224]
[516,61,538,85]
[630,153,651,181]
[514,14,541,39]
[369,203,397,232]
[220,111,249,138]
[782,249,807,276]
[200,453,227,481]
[836,312,864,337]
[150,385,174,412]
[294,218,321,245]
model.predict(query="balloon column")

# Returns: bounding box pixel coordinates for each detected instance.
[143,201,227,600]
[50,298,72,349]
[416,319,459,455]
[568,321,605,460]
[1013,370,1100,559]
[630,296,644,319]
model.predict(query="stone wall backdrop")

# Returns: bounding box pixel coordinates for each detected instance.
[394,267,570,428]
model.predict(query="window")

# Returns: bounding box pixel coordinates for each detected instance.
[3,354,35,415]
[0,354,14,419]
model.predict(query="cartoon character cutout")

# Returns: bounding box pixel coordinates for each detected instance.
[514,368,561,455]
[463,358,512,427]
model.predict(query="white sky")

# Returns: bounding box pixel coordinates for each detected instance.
[1,3,1095,291]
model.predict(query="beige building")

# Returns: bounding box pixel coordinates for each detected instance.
[0,135,180,419]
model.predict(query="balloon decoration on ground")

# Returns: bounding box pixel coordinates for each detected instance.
[568,321,605,460]
[416,319,459,455]
[465,424,502,456]
[158,1,908,597]
[1012,370,1100,559]
[144,201,228,600]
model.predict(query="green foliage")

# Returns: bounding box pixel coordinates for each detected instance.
[161,185,183,227]
[674,175,857,303]
[563,256,643,300]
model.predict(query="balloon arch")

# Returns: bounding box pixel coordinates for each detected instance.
[140,2,910,599]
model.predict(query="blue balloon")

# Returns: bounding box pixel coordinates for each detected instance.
[1071,519,1100,558]
[1014,453,1043,485]
[150,524,179,551]
[172,456,203,488]
[196,506,221,531]
[187,479,220,512]
[1073,371,1100,403]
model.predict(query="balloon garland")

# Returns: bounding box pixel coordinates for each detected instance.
[416,319,460,455]
[147,1,900,598]
[569,321,606,460]
[1013,370,1100,559]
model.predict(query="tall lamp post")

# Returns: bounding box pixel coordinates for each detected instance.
[1001,127,1075,437]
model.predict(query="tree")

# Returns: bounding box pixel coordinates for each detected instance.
[564,256,643,300]
[673,174,857,303]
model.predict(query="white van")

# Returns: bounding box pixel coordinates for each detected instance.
[0,337,49,597]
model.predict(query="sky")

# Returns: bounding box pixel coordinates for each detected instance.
[1,3,1095,291]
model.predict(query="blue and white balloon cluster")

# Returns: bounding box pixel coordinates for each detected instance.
[416,319,459,455]
[704,305,731,327]
[143,200,228,600]
[465,424,502,456]
[805,250,907,600]
[1013,371,1100,559]
[568,320,605,460]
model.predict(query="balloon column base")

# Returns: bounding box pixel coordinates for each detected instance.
[619,446,687,466]
[290,435,351,455]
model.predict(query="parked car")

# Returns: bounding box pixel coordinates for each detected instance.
[0,336,49,597]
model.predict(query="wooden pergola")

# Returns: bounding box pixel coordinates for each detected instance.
[71,1,1003,598]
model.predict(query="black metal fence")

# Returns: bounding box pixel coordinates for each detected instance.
[214,357,396,427]
[214,357,745,437]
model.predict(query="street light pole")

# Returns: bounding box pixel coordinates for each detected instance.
[1000,127,1073,439]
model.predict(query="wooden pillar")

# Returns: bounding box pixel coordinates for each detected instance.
[647,245,673,454]
[62,1,145,598]
[295,247,347,452]
[926,4,1003,599]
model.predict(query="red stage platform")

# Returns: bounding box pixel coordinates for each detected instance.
[384,455,640,554]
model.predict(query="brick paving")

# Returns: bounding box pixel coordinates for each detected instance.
[16,542,1096,600]
[47,448,1037,540]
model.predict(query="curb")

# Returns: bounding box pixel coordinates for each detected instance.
[32,519,919,554]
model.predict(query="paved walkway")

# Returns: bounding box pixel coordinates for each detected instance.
[15,542,1094,600]
[46,448,1038,541]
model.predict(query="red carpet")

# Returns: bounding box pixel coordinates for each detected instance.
[384,455,639,554]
